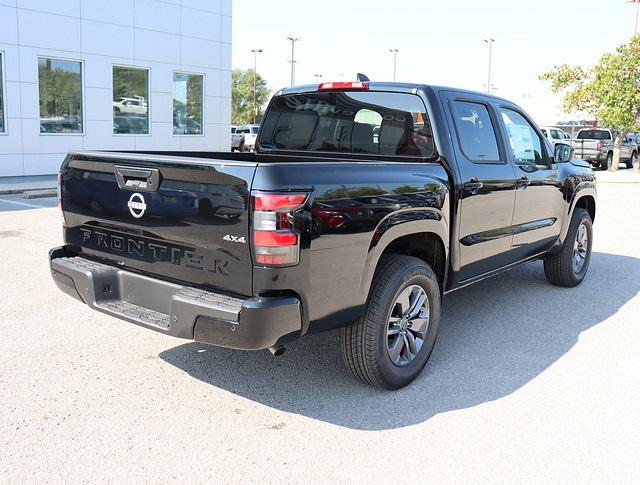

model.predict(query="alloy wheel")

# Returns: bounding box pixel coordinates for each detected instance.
[573,222,588,274]
[386,285,430,367]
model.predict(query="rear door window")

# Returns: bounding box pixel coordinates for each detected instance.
[258,91,435,158]
[451,101,501,162]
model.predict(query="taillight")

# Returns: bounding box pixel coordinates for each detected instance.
[596,141,603,151]
[252,191,308,267]
[318,81,369,91]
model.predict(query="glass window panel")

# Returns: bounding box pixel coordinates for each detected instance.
[259,91,435,157]
[38,57,83,134]
[452,101,500,162]
[113,66,149,135]
[173,72,204,135]
[500,108,544,166]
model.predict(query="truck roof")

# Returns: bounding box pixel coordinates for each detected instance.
[276,82,513,104]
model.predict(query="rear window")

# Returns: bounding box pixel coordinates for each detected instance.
[577,130,611,140]
[258,91,435,158]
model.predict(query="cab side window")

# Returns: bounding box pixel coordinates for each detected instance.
[500,108,547,168]
[451,101,500,163]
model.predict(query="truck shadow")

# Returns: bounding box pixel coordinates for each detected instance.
[159,252,640,430]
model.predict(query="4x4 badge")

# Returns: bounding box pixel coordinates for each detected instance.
[223,235,246,244]
[127,193,147,219]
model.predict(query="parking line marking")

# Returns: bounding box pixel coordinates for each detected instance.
[0,198,56,209]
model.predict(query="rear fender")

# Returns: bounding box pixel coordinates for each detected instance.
[359,209,449,302]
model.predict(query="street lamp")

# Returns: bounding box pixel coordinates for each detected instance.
[627,0,640,35]
[313,74,323,83]
[250,48,263,124]
[287,36,300,86]
[389,49,399,81]
[483,39,495,94]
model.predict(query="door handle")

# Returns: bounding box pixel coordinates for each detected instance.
[114,165,161,192]
[516,176,531,189]
[463,178,484,195]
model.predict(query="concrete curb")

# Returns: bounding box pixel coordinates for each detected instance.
[0,186,56,196]
[22,189,57,199]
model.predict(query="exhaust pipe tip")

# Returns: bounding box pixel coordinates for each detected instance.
[268,345,287,357]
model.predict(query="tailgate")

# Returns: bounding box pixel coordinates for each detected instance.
[572,140,600,159]
[60,151,257,296]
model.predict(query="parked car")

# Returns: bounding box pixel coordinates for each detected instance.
[571,128,637,169]
[50,81,596,389]
[113,115,148,134]
[173,117,202,135]
[231,125,245,151]
[113,97,148,116]
[540,126,572,147]
[235,124,260,151]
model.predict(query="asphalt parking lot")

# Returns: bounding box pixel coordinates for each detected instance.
[1,182,639,484]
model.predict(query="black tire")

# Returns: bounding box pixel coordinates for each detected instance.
[340,255,441,389]
[600,153,612,170]
[543,208,593,287]
[627,152,637,169]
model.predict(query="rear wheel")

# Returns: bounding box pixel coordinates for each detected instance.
[543,208,593,287]
[340,255,441,389]
[600,153,613,170]
[628,151,637,169]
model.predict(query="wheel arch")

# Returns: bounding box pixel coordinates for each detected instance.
[575,194,596,223]
[557,185,596,250]
[359,215,449,301]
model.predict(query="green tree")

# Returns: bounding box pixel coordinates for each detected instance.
[540,35,640,171]
[232,69,269,124]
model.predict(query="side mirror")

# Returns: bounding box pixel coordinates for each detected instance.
[554,143,573,163]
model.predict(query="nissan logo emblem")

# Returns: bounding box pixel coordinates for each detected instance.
[127,193,147,218]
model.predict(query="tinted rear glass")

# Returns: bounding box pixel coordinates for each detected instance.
[577,130,611,140]
[259,91,435,157]
[451,101,500,162]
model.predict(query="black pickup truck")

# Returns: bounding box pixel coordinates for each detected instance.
[49,81,596,389]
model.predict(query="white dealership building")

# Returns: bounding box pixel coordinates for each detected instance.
[0,0,232,177]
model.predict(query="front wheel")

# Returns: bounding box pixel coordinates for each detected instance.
[543,207,593,287]
[628,152,637,169]
[341,255,441,389]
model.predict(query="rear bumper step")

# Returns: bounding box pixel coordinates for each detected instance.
[49,247,302,350]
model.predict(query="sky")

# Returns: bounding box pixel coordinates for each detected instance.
[232,0,639,125]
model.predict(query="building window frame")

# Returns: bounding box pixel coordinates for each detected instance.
[172,70,205,137]
[0,50,7,135]
[112,64,152,137]
[37,55,86,136]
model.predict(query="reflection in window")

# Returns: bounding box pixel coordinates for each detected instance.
[38,57,83,134]
[452,101,499,162]
[113,66,149,135]
[173,72,203,135]
[0,52,4,133]
[259,91,435,157]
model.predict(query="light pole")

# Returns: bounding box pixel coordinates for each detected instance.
[483,39,495,94]
[313,74,323,83]
[250,48,263,124]
[389,49,399,81]
[627,0,640,35]
[287,36,300,86]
